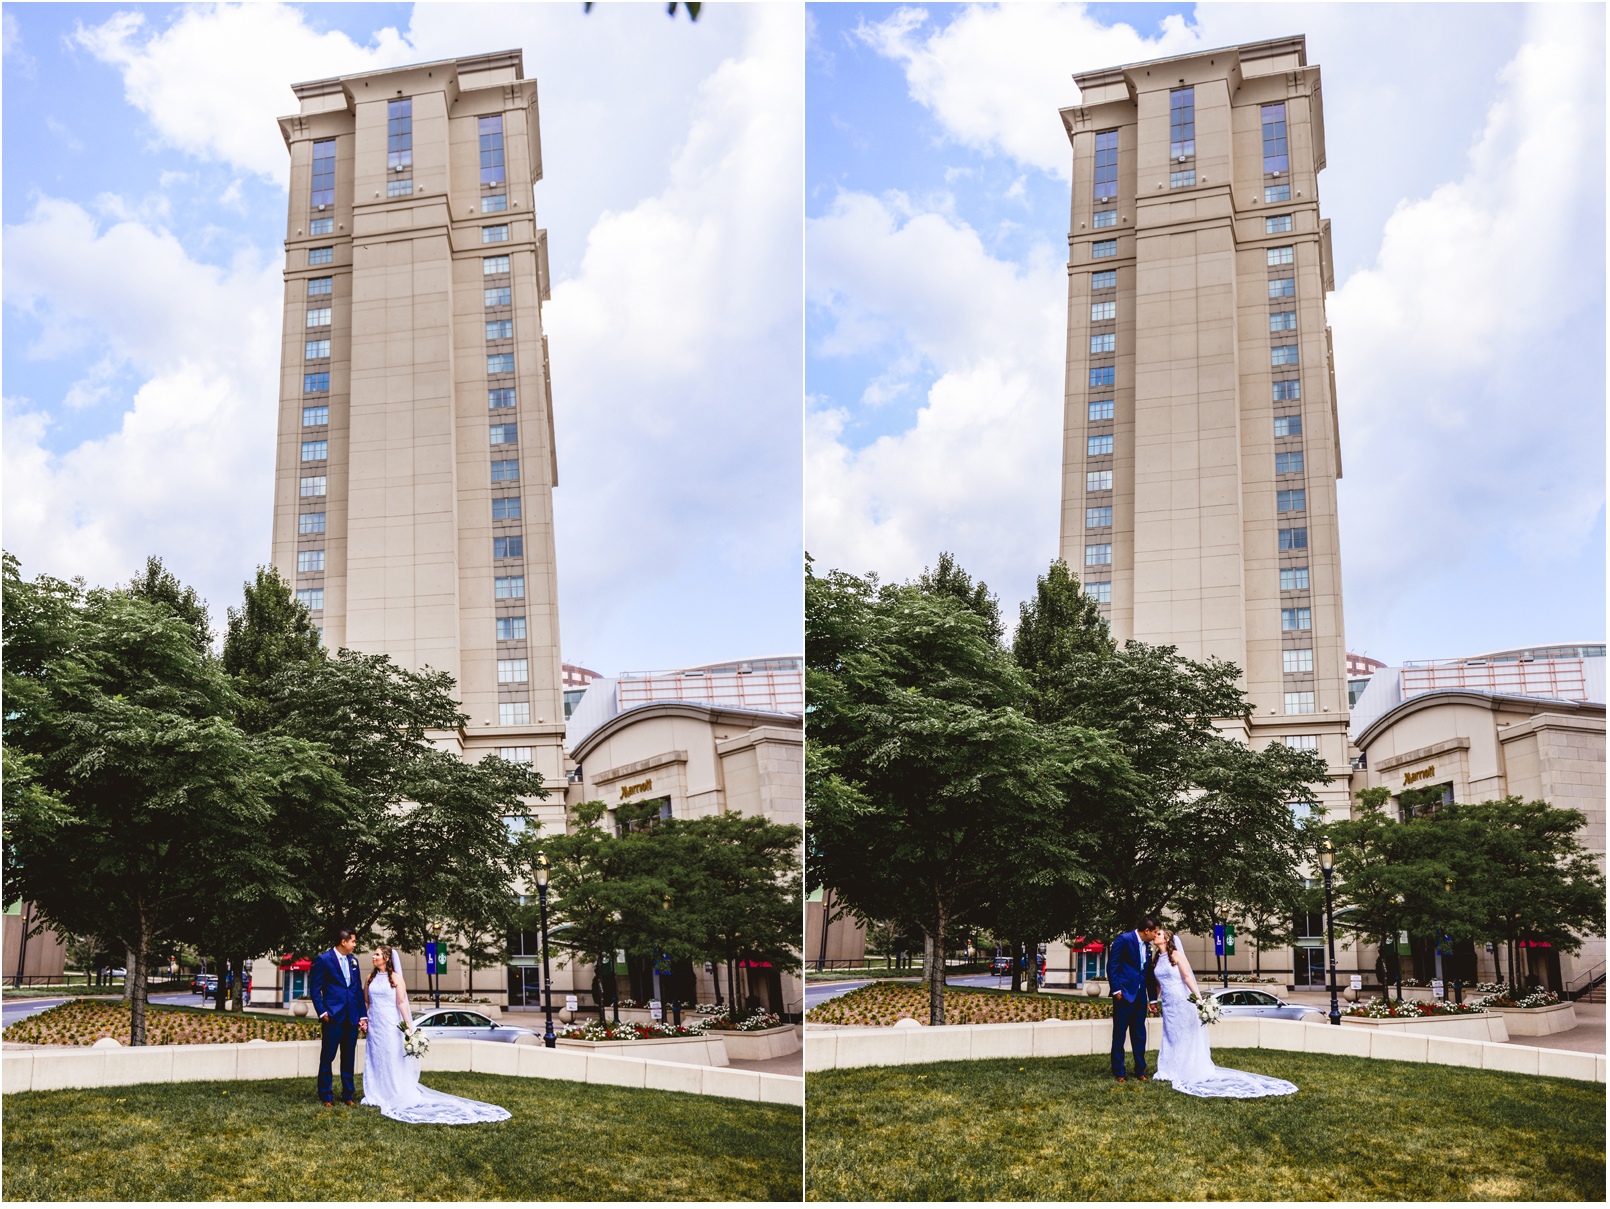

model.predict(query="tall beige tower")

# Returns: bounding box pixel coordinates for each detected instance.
[272,51,566,793]
[1058,36,1349,815]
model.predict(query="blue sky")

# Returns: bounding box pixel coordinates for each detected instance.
[805,2,1605,665]
[3,2,803,678]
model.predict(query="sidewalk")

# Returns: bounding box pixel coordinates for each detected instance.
[1279,989,1604,1055]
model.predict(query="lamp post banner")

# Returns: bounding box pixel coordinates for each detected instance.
[425,942,437,976]
[1213,925,1225,956]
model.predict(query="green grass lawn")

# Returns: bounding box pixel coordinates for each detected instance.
[807,1050,1604,1201]
[3,1073,802,1202]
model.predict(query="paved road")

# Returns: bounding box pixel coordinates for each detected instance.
[3,992,214,1026]
[806,973,1042,1010]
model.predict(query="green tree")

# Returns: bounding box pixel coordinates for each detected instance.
[915,551,1004,646]
[124,555,213,657]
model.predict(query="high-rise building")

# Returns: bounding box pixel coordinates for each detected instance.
[271,50,565,794]
[1058,36,1349,816]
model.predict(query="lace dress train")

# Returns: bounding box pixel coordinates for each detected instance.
[1154,950,1297,1099]
[361,973,511,1124]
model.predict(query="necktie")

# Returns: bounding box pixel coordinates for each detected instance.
[338,952,349,986]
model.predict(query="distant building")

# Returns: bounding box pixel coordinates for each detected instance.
[562,662,602,720]
[1347,651,1386,706]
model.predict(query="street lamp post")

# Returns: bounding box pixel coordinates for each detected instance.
[1445,877,1462,1005]
[1393,893,1406,1003]
[1319,839,1340,1026]
[1217,904,1231,989]
[662,895,681,1028]
[609,910,623,1024]
[429,920,443,1010]
[535,852,556,1048]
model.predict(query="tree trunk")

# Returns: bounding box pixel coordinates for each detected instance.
[1009,938,1022,993]
[926,909,948,1026]
[128,912,149,1046]
[727,956,737,1018]
[230,955,245,1012]
[123,947,136,1001]
[214,957,227,1012]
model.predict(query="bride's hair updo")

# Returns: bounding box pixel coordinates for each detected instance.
[375,947,397,988]
[1163,930,1180,967]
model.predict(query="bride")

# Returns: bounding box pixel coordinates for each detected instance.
[361,947,511,1124]
[1151,929,1298,1099]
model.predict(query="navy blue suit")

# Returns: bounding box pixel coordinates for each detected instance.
[309,948,367,1102]
[1109,930,1154,1078]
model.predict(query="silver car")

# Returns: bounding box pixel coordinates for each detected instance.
[1207,987,1325,1021]
[410,1009,542,1043]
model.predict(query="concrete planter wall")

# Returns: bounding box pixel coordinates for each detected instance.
[556,1035,729,1067]
[706,1025,801,1062]
[1339,1011,1507,1042]
[803,1016,1602,1084]
[0,1037,800,1106]
[1484,1001,1578,1036]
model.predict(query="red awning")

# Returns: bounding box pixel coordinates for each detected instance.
[1520,941,1553,949]
[1072,940,1104,953]
[738,960,773,969]
[278,955,312,970]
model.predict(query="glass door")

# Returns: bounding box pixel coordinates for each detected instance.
[1295,947,1326,987]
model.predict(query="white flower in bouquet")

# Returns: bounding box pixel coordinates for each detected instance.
[399,1019,430,1058]
[1188,992,1221,1025]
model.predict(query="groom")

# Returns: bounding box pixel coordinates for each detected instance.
[1109,915,1160,1083]
[308,928,368,1107]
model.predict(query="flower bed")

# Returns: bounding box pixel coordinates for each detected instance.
[1474,987,1561,1009]
[3,1001,322,1047]
[1341,996,1485,1019]
[555,1018,710,1042]
[698,1009,783,1033]
[807,982,1159,1027]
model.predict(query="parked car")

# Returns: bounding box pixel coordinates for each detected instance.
[990,956,1013,976]
[192,974,219,994]
[410,1009,540,1044]
[1206,987,1324,1021]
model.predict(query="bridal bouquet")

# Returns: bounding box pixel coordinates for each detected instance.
[399,1019,430,1058]
[1188,992,1222,1026]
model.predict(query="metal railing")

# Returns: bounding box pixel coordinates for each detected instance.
[1566,960,1605,1002]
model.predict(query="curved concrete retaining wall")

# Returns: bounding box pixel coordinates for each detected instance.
[1486,1002,1578,1036]
[1339,1012,1507,1042]
[557,1035,729,1067]
[0,1038,802,1106]
[804,1016,1604,1084]
[712,1025,801,1062]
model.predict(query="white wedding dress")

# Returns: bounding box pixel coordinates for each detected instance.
[1153,946,1298,1099]
[360,969,511,1124]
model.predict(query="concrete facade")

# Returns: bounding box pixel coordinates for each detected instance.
[270,50,566,789]
[1058,37,1350,817]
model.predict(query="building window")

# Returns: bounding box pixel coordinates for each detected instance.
[386,97,412,172]
[1169,87,1195,158]
[1086,506,1112,528]
[1262,103,1288,174]
[1277,489,1307,512]
[482,194,508,213]
[492,496,521,520]
[305,339,331,360]
[303,373,329,393]
[1092,240,1117,259]
[297,550,325,573]
[1090,367,1115,387]
[1279,566,1309,591]
[300,476,327,498]
[1093,209,1117,228]
[499,702,530,726]
[1169,170,1195,188]
[497,658,529,683]
[1091,301,1116,321]
[311,139,335,208]
[386,179,413,197]
[1278,527,1307,550]
[1281,607,1312,631]
[307,307,332,327]
[1085,543,1113,566]
[494,536,523,559]
[499,746,532,763]
[308,277,332,296]
[489,389,516,409]
[1271,344,1299,366]
[299,512,326,535]
[483,225,510,244]
[497,616,526,641]
[1283,735,1319,751]
[1283,648,1314,673]
[309,217,334,236]
[1087,470,1113,492]
[488,354,515,375]
[484,255,511,275]
[309,247,333,266]
[1085,582,1112,603]
[1088,434,1114,456]
[494,576,526,600]
[486,320,514,340]
[1270,310,1297,332]
[301,440,328,462]
[1093,129,1118,200]
[1269,277,1295,298]
[480,114,506,184]
[1274,414,1302,437]
[490,423,518,445]
[491,460,520,482]
[1284,691,1316,715]
[1088,399,1114,421]
[1265,215,1293,234]
[302,406,328,427]
[1090,333,1116,354]
[485,287,512,307]
[296,588,324,611]
[1265,184,1290,203]
[1267,246,1294,266]
[1272,379,1300,401]
[1092,270,1116,290]
[1275,452,1304,475]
